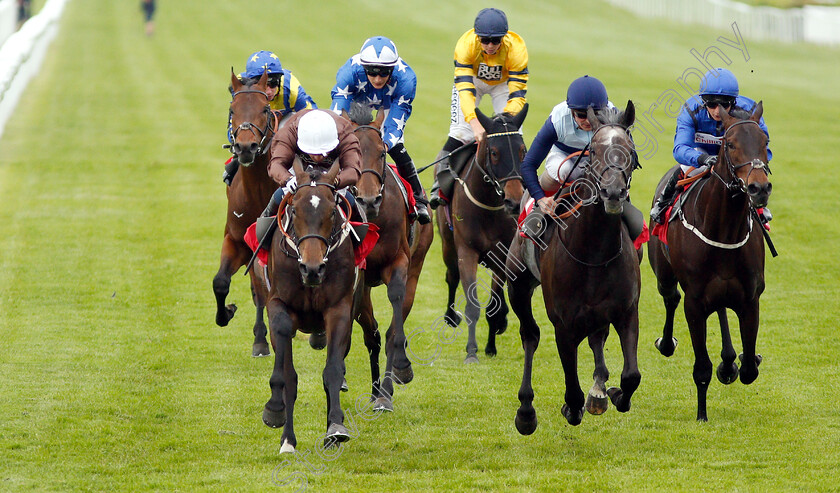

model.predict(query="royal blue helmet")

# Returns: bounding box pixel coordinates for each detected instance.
[566,75,608,110]
[474,8,508,38]
[239,50,282,80]
[358,36,399,67]
[699,68,739,98]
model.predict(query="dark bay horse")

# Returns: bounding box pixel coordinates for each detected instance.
[261,158,358,453]
[347,105,434,411]
[508,102,642,433]
[649,103,771,421]
[436,105,528,363]
[213,70,278,357]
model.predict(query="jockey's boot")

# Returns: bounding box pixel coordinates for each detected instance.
[396,160,431,225]
[429,137,463,210]
[222,156,240,186]
[255,192,282,247]
[650,168,681,225]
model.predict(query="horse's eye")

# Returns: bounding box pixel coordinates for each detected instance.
[380,151,387,160]
[726,142,735,150]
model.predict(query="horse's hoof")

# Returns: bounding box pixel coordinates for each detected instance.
[484,345,497,357]
[585,391,609,415]
[515,408,538,435]
[373,397,393,412]
[494,317,508,335]
[444,310,462,327]
[716,361,739,385]
[309,332,327,350]
[340,378,349,392]
[215,304,237,327]
[607,387,630,412]
[464,354,479,364]
[279,439,296,454]
[262,406,286,429]
[392,364,413,385]
[654,336,678,357]
[561,404,584,426]
[252,341,271,357]
[324,423,350,448]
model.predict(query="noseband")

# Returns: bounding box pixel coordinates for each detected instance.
[229,89,276,157]
[715,119,771,194]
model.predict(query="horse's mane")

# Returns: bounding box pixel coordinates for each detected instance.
[594,107,626,126]
[348,102,374,125]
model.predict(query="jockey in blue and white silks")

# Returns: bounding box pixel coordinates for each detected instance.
[651,68,772,224]
[329,36,430,224]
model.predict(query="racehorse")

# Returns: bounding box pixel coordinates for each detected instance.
[213,70,278,357]
[347,104,434,411]
[435,105,528,363]
[507,102,642,433]
[261,158,358,453]
[648,103,771,421]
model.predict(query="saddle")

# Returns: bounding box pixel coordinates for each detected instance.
[651,169,711,245]
[435,144,476,203]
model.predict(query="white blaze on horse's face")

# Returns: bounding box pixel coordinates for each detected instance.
[309,195,321,210]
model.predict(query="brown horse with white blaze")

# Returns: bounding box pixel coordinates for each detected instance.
[648,103,772,422]
[213,70,278,357]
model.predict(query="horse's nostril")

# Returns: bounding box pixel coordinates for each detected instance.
[249,143,259,153]
[747,183,760,195]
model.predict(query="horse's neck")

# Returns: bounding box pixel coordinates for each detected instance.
[240,154,274,195]
[463,157,503,205]
[693,164,752,240]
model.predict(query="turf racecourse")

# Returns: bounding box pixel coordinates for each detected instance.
[1,0,838,491]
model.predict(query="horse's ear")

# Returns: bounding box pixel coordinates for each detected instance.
[750,101,764,122]
[373,108,386,129]
[622,100,636,128]
[231,68,242,92]
[721,106,736,127]
[323,158,341,185]
[474,107,492,133]
[340,109,351,122]
[292,154,306,179]
[257,69,268,88]
[586,107,601,132]
[512,103,528,128]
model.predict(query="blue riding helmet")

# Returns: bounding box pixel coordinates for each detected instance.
[566,75,608,110]
[239,50,283,79]
[358,36,399,67]
[474,8,508,37]
[699,68,739,98]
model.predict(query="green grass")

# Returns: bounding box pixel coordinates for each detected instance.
[0,0,838,491]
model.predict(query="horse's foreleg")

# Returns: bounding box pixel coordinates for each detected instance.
[356,286,384,409]
[736,301,762,385]
[715,308,739,384]
[278,335,298,454]
[484,273,509,357]
[382,256,413,393]
[263,298,293,430]
[586,327,610,415]
[442,236,463,327]
[322,297,354,447]
[509,277,540,435]
[249,270,270,357]
[685,300,712,421]
[556,326,585,426]
[402,224,432,321]
[653,257,681,357]
[213,235,246,327]
[607,309,642,413]
[457,250,481,364]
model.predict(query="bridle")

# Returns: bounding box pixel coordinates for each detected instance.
[228,89,276,158]
[712,119,771,195]
[277,180,352,265]
[455,119,524,210]
[350,124,387,198]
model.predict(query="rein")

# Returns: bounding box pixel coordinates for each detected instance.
[229,89,276,157]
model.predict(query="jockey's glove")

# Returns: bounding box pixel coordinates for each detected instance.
[699,154,718,167]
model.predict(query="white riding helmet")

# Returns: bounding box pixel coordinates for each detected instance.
[297,110,340,155]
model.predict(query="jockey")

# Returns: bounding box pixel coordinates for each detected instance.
[258,109,362,223]
[521,75,615,215]
[223,50,317,186]
[650,67,772,225]
[329,36,431,224]
[430,7,529,209]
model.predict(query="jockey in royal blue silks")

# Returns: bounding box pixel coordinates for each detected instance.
[223,50,317,186]
[650,68,772,225]
[329,36,431,224]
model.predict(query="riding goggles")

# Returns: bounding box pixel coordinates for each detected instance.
[266,75,282,88]
[702,97,734,109]
[363,65,393,78]
[480,36,503,45]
